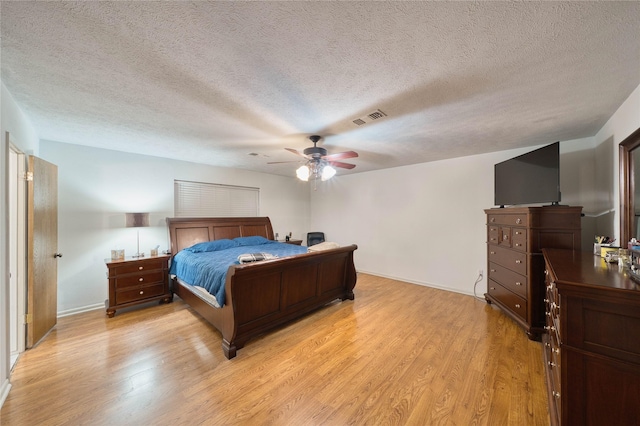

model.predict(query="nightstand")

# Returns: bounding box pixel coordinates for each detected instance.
[279,239,303,245]
[105,255,172,317]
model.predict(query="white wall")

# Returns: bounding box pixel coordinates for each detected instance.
[0,82,40,407]
[38,141,311,315]
[309,142,597,296]
[596,84,640,242]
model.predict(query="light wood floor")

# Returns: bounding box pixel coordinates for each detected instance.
[1,273,549,425]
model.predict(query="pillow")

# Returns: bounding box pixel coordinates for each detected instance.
[185,239,238,253]
[234,236,270,246]
[307,241,340,252]
[237,252,279,263]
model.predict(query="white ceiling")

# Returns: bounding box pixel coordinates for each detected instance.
[1,1,639,177]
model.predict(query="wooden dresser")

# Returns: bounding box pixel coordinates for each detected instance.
[105,255,172,317]
[542,249,640,425]
[484,206,582,340]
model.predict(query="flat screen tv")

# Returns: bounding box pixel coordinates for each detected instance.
[494,141,560,207]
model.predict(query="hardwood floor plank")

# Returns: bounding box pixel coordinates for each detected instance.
[1,273,549,425]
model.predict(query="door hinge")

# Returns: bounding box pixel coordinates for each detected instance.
[24,171,33,181]
[25,313,32,324]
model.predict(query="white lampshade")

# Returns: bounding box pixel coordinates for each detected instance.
[296,164,310,181]
[321,165,336,181]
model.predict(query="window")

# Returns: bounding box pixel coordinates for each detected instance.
[174,180,259,217]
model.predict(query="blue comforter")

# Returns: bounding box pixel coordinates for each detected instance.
[169,236,308,306]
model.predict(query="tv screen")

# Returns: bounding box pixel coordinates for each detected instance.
[494,142,560,207]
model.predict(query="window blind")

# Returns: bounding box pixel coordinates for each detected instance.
[174,180,259,217]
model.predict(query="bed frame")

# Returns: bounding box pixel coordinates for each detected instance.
[167,217,357,359]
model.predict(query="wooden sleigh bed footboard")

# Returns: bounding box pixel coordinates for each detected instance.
[167,217,358,359]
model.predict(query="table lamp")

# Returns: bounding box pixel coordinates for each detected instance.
[125,212,149,258]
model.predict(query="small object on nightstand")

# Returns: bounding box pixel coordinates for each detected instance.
[105,254,173,317]
[282,239,303,245]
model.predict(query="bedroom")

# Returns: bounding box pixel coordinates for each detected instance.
[2,1,640,423]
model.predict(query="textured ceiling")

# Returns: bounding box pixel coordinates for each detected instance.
[1,1,639,177]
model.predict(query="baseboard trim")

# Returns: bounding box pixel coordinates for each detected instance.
[57,303,104,318]
[0,378,12,409]
[357,270,476,297]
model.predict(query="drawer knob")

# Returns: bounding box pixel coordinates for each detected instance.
[516,218,522,224]
[139,278,144,282]
[490,269,496,273]
[515,243,521,247]
[139,266,144,270]
[552,391,560,398]
[548,361,557,368]
[515,260,522,264]
[553,348,560,354]
[140,291,144,295]
[515,282,522,286]
[544,326,550,330]
[544,298,549,303]
[491,218,496,222]
[515,304,521,308]
[490,287,496,290]
[490,251,496,255]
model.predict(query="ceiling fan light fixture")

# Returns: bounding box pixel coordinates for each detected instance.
[296,164,310,181]
[321,164,336,181]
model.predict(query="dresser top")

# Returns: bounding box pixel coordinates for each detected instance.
[543,248,640,293]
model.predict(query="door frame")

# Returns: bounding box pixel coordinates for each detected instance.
[8,140,26,367]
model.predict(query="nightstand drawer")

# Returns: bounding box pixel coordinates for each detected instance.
[116,283,166,305]
[110,258,166,276]
[115,271,165,289]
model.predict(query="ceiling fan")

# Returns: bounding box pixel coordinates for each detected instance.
[269,135,359,182]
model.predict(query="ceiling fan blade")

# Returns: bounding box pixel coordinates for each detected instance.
[285,148,311,159]
[267,160,303,164]
[329,161,356,170]
[323,151,359,161]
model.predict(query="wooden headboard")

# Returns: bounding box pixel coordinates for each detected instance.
[166,217,275,254]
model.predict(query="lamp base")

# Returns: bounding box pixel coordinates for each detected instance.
[132,253,145,258]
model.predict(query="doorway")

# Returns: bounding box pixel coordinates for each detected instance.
[9,143,26,368]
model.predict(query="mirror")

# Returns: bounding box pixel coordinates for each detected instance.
[619,127,640,245]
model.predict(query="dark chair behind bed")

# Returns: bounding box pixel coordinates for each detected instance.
[307,232,325,246]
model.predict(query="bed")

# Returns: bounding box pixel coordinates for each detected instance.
[167,216,358,359]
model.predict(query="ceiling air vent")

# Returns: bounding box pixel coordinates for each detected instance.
[352,109,387,126]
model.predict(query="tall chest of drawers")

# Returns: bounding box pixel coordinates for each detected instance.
[484,206,582,340]
[542,249,640,425]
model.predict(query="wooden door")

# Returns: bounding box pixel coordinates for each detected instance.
[26,156,59,348]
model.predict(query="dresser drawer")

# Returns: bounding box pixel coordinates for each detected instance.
[488,245,527,275]
[488,262,527,299]
[115,271,165,289]
[116,283,166,305]
[109,258,166,276]
[487,279,527,322]
[488,225,500,245]
[487,213,529,227]
[512,228,527,251]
